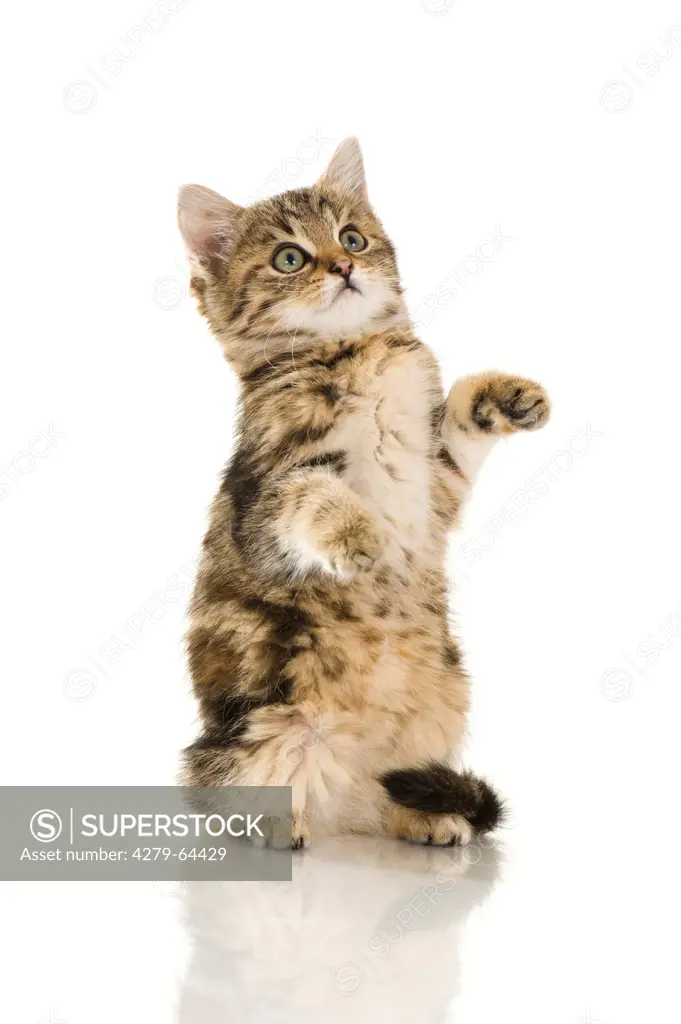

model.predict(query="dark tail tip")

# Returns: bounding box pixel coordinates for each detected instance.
[380,762,505,834]
[466,776,505,833]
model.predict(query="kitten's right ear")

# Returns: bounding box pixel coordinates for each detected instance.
[177,185,244,279]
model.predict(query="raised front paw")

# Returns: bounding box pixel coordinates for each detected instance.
[326,512,384,578]
[449,371,550,435]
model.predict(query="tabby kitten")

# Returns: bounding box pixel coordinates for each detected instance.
[178,138,549,848]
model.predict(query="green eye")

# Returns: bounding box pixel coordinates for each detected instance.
[272,245,307,273]
[339,227,367,253]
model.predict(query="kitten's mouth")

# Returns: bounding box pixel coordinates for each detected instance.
[333,279,361,301]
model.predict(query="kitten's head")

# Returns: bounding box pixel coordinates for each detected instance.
[178,138,406,366]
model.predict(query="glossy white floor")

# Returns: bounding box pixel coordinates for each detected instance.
[5,786,679,1024]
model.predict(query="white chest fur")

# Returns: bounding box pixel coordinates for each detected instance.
[329,353,434,555]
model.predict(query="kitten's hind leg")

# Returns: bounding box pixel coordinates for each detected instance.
[251,812,311,851]
[182,706,318,851]
[382,806,473,847]
[379,763,505,846]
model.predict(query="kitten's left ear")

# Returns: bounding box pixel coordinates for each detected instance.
[317,137,368,202]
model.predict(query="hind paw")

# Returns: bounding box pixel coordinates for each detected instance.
[251,814,310,851]
[386,806,473,847]
[381,764,505,836]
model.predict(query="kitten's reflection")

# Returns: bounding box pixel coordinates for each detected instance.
[178,836,502,1024]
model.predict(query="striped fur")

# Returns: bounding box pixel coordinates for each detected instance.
[178,139,550,847]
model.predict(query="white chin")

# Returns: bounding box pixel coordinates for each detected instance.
[282,281,397,338]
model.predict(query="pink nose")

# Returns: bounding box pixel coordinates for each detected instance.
[329,257,353,279]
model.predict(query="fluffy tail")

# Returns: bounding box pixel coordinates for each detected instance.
[380,762,505,834]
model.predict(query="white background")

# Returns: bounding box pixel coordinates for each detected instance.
[2,1,681,1021]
